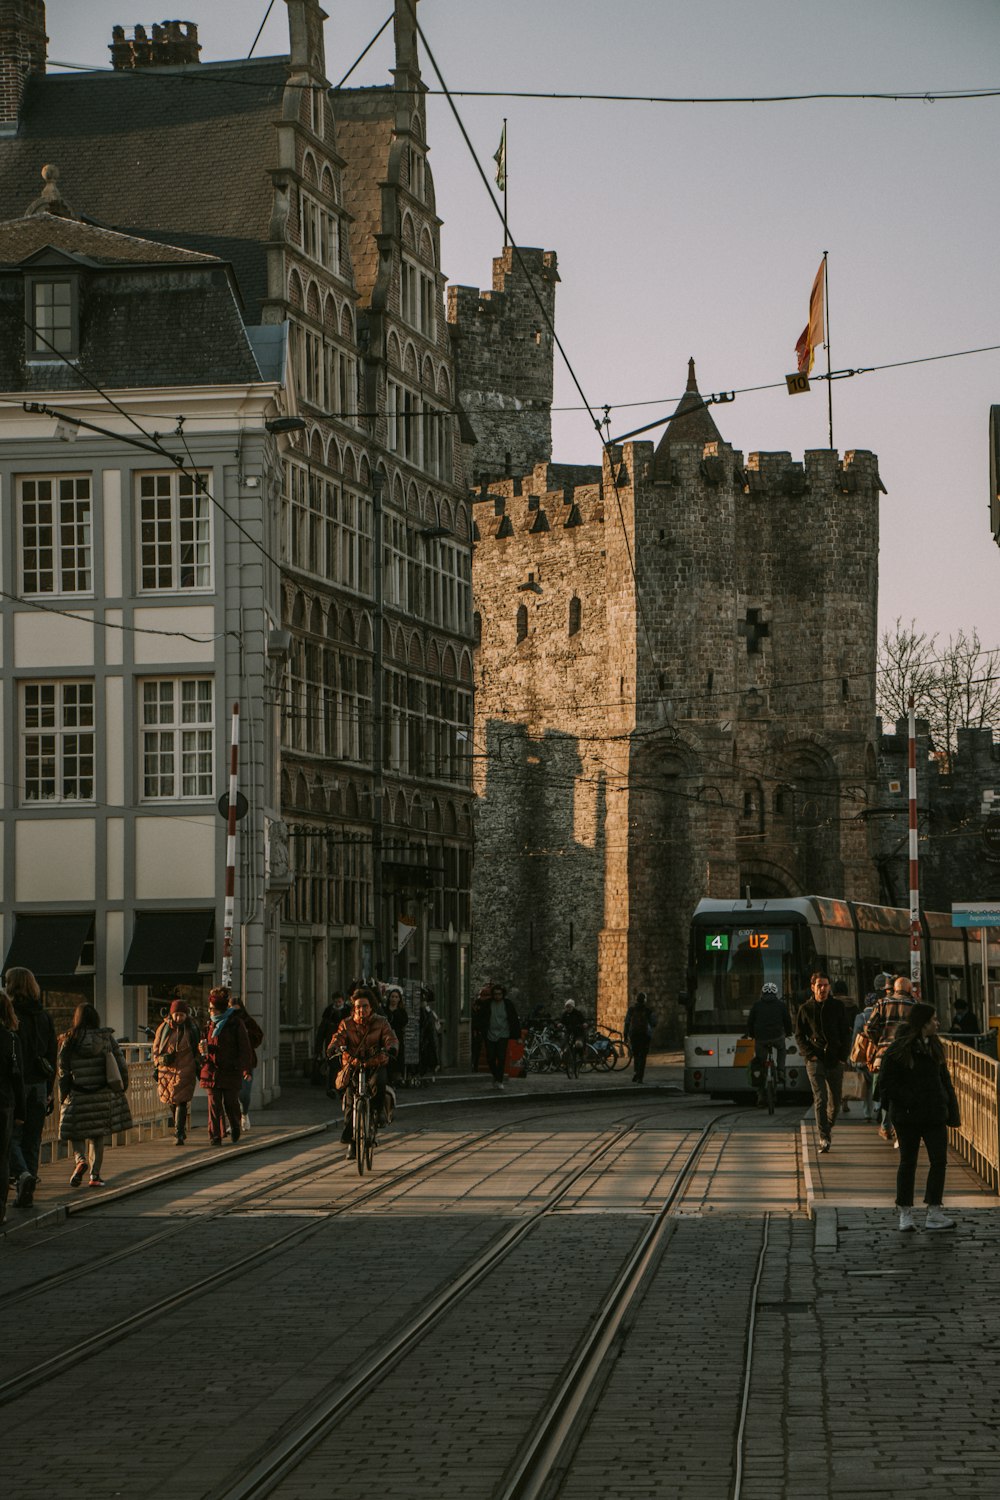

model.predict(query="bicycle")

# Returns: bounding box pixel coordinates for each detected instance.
[760,1042,781,1116]
[523,1027,561,1074]
[346,1054,391,1176]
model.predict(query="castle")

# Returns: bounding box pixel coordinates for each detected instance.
[450,250,885,1035]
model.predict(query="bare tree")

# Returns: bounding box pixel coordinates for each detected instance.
[877,619,1000,759]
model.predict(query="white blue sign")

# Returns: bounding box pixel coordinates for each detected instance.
[951,903,1000,928]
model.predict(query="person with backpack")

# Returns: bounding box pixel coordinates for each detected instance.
[57,1003,132,1188]
[199,986,252,1145]
[0,988,25,1225]
[152,999,202,1145]
[230,995,263,1133]
[5,966,56,1208]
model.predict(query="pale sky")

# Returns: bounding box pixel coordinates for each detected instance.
[45,0,1000,651]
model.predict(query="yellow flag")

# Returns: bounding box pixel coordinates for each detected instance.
[795,259,825,375]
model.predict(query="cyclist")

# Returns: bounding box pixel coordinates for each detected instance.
[745,982,793,1106]
[561,999,587,1075]
[327,987,398,1159]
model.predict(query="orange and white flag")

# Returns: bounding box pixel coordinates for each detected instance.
[795,259,825,375]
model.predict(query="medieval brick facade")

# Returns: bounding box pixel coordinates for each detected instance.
[463,339,884,1038]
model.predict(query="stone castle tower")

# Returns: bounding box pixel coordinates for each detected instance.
[454,275,884,1034]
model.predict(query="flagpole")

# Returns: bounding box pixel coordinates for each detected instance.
[823,249,832,449]
[502,115,508,246]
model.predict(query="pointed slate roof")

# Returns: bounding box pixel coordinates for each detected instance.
[654,358,722,462]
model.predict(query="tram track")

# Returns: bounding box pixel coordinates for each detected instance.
[206,1110,742,1500]
[0,1104,638,1404]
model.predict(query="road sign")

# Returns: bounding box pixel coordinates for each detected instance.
[951,903,1000,928]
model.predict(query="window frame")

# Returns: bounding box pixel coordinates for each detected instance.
[21,678,96,805]
[136,470,213,594]
[25,274,79,360]
[18,473,94,597]
[140,676,215,802]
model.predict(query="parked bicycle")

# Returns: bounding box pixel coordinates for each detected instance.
[523,1023,562,1074]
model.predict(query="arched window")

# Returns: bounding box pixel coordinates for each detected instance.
[568,596,582,636]
[516,604,528,643]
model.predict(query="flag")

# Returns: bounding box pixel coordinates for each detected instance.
[397,916,416,952]
[795,258,825,375]
[493,123,506,191]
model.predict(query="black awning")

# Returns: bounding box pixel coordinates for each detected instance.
[122,911,215,986]
[3,913,93,981]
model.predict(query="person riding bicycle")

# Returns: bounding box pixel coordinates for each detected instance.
[745,982,793,1105]
[327,987,398,1159]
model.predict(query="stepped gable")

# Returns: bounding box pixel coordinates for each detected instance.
[654,358,723,472]
[331,89,396,309]
[0,56,288,319]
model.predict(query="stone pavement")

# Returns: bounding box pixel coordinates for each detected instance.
[2,1051,684,1241]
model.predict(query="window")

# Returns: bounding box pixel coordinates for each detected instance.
[27,278,76,358]
[401,257,436,337]
[138,472,211,591]
[20,475,92,595]
[22,681,95,802]
[516,604,528,643]
[568,596,582,636]
[141,678,214,800]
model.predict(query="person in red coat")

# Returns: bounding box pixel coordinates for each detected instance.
[199,986,252,1145]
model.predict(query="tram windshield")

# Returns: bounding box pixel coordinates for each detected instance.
[691,924,801,1031]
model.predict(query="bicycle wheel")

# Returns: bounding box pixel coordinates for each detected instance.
[365,1109,376,1171]
[765,1070,776,1116]
[354,1096,367,1177]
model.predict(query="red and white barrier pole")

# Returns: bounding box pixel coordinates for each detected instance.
[221,702,240,989]
[908,693,922,997]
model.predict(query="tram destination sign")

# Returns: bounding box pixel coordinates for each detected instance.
[951,903,1000,928]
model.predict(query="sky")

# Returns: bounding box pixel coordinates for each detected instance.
[46,0,1000,650]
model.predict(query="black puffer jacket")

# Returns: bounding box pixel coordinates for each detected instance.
[878,1038,960,1129]
[58,1027,133,1139]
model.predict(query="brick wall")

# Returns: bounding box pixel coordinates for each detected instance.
[0,0,46,131]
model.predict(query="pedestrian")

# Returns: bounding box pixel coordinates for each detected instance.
[794,971,850,1154]
[57,1003,132,1188]
[0,988,25,1226]
[950,1000,979,1037]
[832,981,858,1113]
[230,996,263,1133]
[5,966,56,1209]
[385,987,408,1089]
[624,991,656,1083]
[313,996,344,1086]
[418,990,444,1082]
[327,987,398,1157]
[878,1001,960,1232]
[745,982,792,1104]
[199,986,252,1146]
[152,999,201,1144]
[481,983,520,1091]
[864,975,918,1144]
[849,985,883,1124]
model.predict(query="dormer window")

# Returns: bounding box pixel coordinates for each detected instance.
[27,276,77,359]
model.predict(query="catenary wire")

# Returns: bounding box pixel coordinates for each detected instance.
[247,0,278,60]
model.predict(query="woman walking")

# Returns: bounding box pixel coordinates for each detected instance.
[0,989,25,1224]
[878,1002,960,1233]
[58,1004,132,1188]
[199,987,251,1146]
[152,1000,201,1144]
[385,988,408,1089]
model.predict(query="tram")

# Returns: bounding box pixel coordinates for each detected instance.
[683,895,1000,1099]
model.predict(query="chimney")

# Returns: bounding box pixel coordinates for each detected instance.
[109,19,201,70]
[0,0,47,135]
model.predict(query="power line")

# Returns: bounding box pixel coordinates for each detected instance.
[333,14,394,90]
[247,0,277,60]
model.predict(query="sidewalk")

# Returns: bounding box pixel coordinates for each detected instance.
[801,1109,998,1249]
[2,1052,684,1242]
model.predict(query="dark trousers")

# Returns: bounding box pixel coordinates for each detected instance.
[485,1037,508,1083]
[340,1065,388,1138]
[0,1104,12,1219]
[9,1081,48,1181]
[207,1085,241,1142]
[169,1101,190,1141]
[805,1059,844,1139]
[632,1045,649,1082]
[894,1120,949,1207]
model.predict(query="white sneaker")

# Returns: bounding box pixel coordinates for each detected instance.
[925,1206,956,1231]
[898,1208,916,1232]
[240,1112,250,1132]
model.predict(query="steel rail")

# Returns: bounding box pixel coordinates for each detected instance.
[209,1121,642,1500]
[495,1115,728,1500]
[731,1213,772,1500]
[0,1115,552,1391]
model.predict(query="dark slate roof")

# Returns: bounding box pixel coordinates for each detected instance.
[654,358,723,459]
[0,214,219,266]
[0,58,290,319]
[0,252,264,393]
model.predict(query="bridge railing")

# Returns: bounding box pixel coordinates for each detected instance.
[40,1043,170,1156]
[943,1038,999,1192]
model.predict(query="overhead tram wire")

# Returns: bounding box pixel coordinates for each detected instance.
[247,0,278,60]
[332,14,394,91]
[408,3,669,723]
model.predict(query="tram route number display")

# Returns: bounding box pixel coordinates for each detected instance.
[704,932,774,951]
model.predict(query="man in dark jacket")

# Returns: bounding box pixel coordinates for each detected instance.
[795,971,850,1153]
[480,983,521,1091]
[746,982,793,1103]
[199,986,252,1146]
[6,966,57,1207]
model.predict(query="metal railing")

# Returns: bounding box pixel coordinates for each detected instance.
[943,1038,1000,1192]
[41,1043,170,1154]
